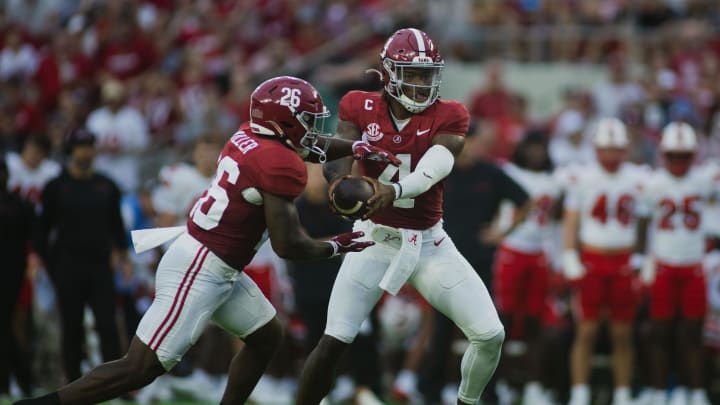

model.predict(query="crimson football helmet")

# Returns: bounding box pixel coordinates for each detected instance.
[380,28,444,113]
[250,76,331,161]
[660,121,697,177]
[593,117,628,173]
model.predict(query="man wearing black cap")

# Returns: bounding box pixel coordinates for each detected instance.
[35,128,128,382]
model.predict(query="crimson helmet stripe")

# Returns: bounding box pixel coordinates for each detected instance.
[409,28,426,57]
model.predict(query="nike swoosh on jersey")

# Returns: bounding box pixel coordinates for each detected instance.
[416,129,431,136]
[433,237,446,246]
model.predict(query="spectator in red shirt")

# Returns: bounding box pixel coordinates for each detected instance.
[33,32,94,111]
[468,60,512,121]
[96,16,156,81]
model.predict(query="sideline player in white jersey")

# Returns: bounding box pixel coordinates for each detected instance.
[5,135,60,205]
[13,76,399,405]
[494,133,560,405]
[636,122,717,405]
[295,28,505,405]
[152,134,224,227]
[562,118,647,405]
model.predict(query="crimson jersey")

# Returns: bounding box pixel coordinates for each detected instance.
[187,123,307,270]
[339,91,469,229]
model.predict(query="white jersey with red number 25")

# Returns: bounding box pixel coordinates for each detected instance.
[564,163,648,249]
[502,163,561,253]
[641,163,720,265]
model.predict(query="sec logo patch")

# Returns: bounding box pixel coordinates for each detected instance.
[364,123,383,142]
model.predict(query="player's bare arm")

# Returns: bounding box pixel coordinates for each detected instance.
[311,119,400,166]
[323,120,361,184]
[562,208,585,280]
[481,199,533,244]
[364,134,464,218]
[263,190,373,259]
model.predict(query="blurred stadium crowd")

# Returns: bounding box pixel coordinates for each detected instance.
[3,1,720,405]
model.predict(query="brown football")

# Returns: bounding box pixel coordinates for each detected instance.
[330,177,375,220]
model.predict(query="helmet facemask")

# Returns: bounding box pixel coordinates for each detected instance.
[663,151,695,177]
[595,146,627,173]
[291,106,332,162]
[383,60,443,113]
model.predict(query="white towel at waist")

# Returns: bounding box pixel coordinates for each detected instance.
[131,226,186,253]
[373,225,422,295]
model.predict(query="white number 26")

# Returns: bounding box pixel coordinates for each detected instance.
[279,87,301,108]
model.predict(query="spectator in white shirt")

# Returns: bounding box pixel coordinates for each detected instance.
[549,109,595,167]
[592,55,644,119]
[86,79,149,193]
[0,27,38,80]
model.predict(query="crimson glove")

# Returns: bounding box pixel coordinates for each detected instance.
[326,231,374,256]
[352,141,401,166]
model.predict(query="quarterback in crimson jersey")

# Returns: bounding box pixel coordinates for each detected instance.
[636,122,716,405]
[296,28,504,405]
[14,76,397,405]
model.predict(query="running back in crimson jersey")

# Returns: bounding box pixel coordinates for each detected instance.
[186,122,307,270]
[339,90,469,230]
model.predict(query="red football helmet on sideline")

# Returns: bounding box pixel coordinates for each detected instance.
[380,28,444,113]
[660,121,697,177]
[250,76,331,161]
[593,117,629,173]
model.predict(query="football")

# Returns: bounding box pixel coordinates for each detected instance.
[330,177,375,220]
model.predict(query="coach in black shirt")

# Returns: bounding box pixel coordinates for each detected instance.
[36,128,127,381]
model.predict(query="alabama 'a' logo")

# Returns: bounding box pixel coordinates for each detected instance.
[364,123,384,142]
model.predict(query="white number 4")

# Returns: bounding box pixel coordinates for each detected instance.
[378,154,414,208]
[279,87,301,108]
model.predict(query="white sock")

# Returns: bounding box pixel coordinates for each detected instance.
[613,386,631,403]
[690,388,709,402]
[523,381,543,400]
[394,369,417,392]
[570,384,590,405]
[330,375,355,403]
[651,389,667,402]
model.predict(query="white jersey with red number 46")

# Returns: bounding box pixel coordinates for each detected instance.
[5,152,60,205]
[152,162,214,223]
[641,163,720,265]
[502,163,561,253]
[564,163,648,249]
